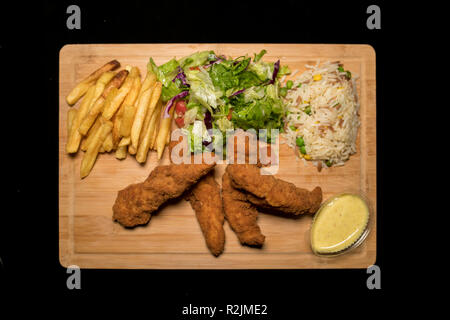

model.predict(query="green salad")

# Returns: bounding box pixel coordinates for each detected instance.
[148,50,290,152]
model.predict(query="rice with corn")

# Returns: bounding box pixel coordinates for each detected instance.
[283,61,360,168]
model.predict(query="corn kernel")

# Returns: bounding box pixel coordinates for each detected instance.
[304,154,311,160]
[313,74,322,81]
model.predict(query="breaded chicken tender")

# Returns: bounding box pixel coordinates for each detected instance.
[222,172,265,247]
[186,173,225,257]
[113,163,215,227]
[226,164,322,215]
[169,136,225,255]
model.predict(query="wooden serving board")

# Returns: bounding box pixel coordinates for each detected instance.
[59,44,376,269]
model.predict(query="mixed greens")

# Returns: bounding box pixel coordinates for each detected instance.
[148,50,290,152]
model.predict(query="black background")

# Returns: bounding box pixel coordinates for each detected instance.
[0,0,418,314]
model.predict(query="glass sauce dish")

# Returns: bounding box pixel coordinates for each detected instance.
[310,192,372,257]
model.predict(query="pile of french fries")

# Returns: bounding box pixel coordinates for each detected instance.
[65,60,174,178]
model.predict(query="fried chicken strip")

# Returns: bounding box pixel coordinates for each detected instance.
[222,172,265,246]
[169,132,227,255]
[113,163,215,227]
[226,164,322,215]
[186,173,225,257]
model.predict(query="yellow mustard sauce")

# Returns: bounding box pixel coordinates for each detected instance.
[311,194,369,255]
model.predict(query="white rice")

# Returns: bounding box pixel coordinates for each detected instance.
[282,61,360,168]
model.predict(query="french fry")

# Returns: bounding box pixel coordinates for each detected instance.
[89,71,116,111]
[79,72,115,149]
[78,70,128,136]
[101,70,129,99]
[118,136,131,147]
[129,66,141,78]
[102,73,133,120]
[66,85,96,153]
[102,133,114,152]
[115,145,127,160]
[138,99,156,146]
[156,102,175,159]
[80,120,113,178]
[136,98,163,163]
[66,82,92,106]
[145,82,162,124]
[101,88,119,117]
[150,120,159,150]
[83,61,120,88]
[83,115,108,152]
[128,145,137,155]
[85,71,122,118]
[119,104,137,138]
[66,60,120,105]
[111,111,122,148]
[79,87,118,136]
[124,76,141,107]
[150,100,163,149]
[67,108,78,137]
[127,70,156,148]
[136,111,157,163]
[110,68,141,146]
[130,85,154,150]
[166,128,171,145]
[138,71,157,101]
[80,115,102,151]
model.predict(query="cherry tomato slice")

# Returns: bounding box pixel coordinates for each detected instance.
[175,100,187,116]
[227,108,233,120]
[175,117,185,128]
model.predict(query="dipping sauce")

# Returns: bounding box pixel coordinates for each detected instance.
[311,193,370,255]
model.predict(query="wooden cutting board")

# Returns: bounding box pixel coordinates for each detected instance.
[59,44,376,269]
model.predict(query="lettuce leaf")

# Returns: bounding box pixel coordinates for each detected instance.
[148,57,179,86]
[231,57,251,75]
[216,117,234,132]
[184,120,211,153]
[243,86,265,102]
[159,58,180,78]
[253,49,267,63]
[147,57,159,77]
[265,83,279,100]
[148,57,183,102]
[248,61,273,81]
[185,68,223,111]
[183,107,199,127]
[238,71,261,88]
[209,63,239,92]
[179,51,214,69]
[186,100,202,110]
[209,58,262,98]
[161,82,183,102]
[277,65,291,77]
[230,83,284,142]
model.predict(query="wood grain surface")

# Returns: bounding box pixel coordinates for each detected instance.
[59,44,376,269]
